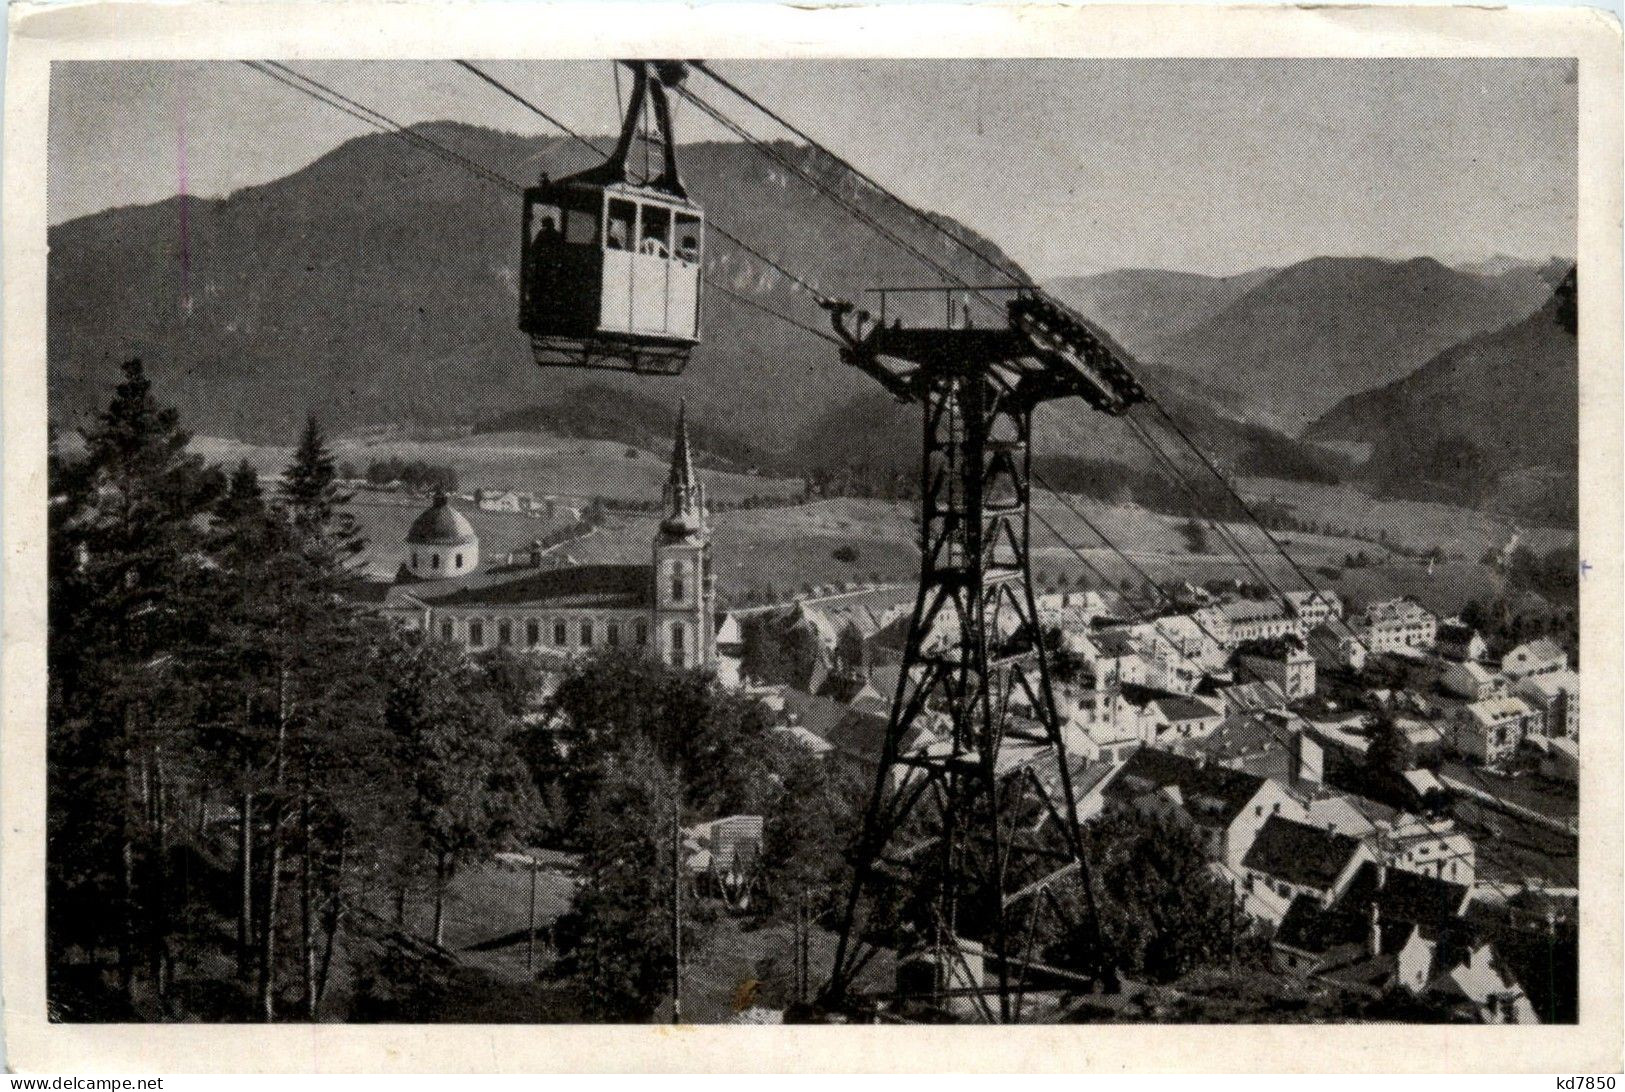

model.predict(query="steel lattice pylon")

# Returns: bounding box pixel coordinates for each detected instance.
[820,290,1144,1022]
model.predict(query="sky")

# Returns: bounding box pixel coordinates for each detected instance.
[48,58,1577,279]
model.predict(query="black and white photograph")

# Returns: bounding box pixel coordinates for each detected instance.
[7,3,1621,1066]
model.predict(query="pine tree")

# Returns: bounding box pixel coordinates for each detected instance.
[1365,711,1416,778]
[279,415,365,575]
[197,459,291,987]
[49,359,224,1015]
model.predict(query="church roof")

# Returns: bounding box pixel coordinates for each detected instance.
[406,492,477,546]
[410,563,653,610]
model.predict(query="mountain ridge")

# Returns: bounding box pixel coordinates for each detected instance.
[1135,255,1556,434]
[48,121,1294,483]
[1305,268,1577,524]
[48,123,1027,454]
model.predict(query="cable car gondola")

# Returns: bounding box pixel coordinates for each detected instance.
[520,60,703,375]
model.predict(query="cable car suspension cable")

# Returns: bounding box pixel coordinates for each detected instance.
[687,64,1365,636]
[1028,496,1304,757]
[1030,484,1314,758]
[451,60,832,303]
[252,61,520,193]
[274,52,1360,663]
[692,61,1025,287]
[1028,501,1548,905]
[671,81,1007,319]
[1119,414,1289,593]
[1132,403,1377,660]
[710,281,841,345]
[242,62,521,195]
[244,60,832,354]
[1039,444,1551,897]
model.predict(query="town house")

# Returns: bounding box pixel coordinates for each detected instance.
[1240,814,1373,911]
[1434,620,1489,663]
[1514,670,1580,739]
[1441,660,1507,702]
[1101,747,1306,869]
[1500,637,1568,681]
[1349,598,1437,656]
[1235,635,1316,699]
[1452,694,1540,765]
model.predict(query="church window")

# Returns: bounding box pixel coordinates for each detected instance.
[498,620,513,646]
[432,553,441,570]
[456,552,464,570]
[607,622,621,647]
[526,620,540,646]
[670,561,686,604]
[440,621,454,642]
[469,620,484,647]
[636,619,649,646]
[671,621,685,656]
[554,620,568,646]
[581,621,594,647]
[412,552,419,568]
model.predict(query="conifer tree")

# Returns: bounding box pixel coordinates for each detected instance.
[244,418,375,1019]
[49,359,223,1015]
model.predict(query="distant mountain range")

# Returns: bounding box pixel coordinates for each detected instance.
[1045,267,1277,358]
[48,124,1028,456]
[48,122,1574,522]
[1124,256,1565,434]
[1305,268,1577,525]
[45,122,1300,483]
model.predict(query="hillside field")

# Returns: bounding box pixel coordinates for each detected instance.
[709,496,1517,620]
[192,431,802,505]
[191,426,1559,622]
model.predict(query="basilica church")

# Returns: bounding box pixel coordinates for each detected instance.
[374,408,717,670]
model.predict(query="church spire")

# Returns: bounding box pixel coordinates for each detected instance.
[669,399,695,494]
[661,400,705,537]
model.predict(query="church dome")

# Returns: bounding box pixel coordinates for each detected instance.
[407,491,477,546]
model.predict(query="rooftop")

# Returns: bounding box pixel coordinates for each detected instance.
[1340,862,1472,929]
[1220,679,1291,712]
[406,491,477,546]
[411,563,653,610]
[1436,621,1479,644]
[1507,637,1566,662]
[1220,599,1291,623]
[1197,714,1306,777]
[1089,628,1140,658]
[1450,661,1497,683]
[1362,598,1433,624]
[1236,634,1307,660]
[1104,747,1266,828]
[1151,694,1221,723]
[1275,894,1421,960]
[1465,694,1535,726]
[1515,669,1580,697]
[1242,815,1365,891]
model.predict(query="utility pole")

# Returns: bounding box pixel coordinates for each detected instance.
[671,767,683,1025]
[795,891,810,1006]
[804,895,814,1006]
[527,854,539,975]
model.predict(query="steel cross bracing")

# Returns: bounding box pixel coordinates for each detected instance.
[819,292,1142,1023]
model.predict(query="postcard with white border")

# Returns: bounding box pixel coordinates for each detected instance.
[4,1,1621,1074]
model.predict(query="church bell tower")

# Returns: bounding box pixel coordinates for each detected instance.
[652,402,716,669]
